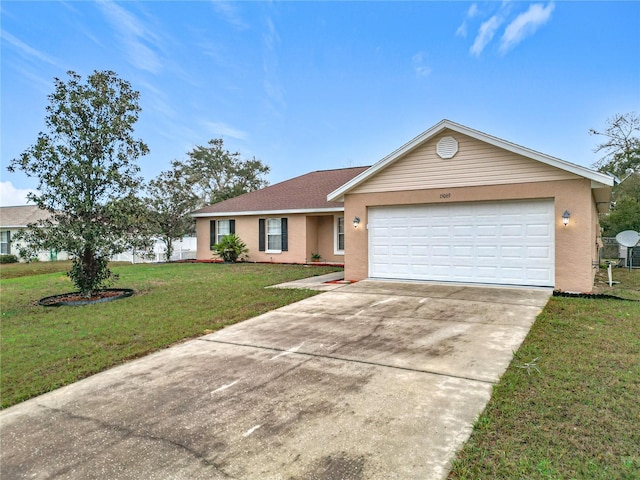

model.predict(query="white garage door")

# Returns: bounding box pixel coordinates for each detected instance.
[368,200,554,287]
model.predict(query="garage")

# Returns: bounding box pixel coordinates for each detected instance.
[368,199,555,287]
[328,120,614,292]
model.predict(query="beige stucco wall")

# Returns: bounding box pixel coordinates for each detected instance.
[590,192,603,285]
[305,216,319,261]
[316,214,345,263]
[351,130,580,194]
[344,178,599,292]
[196,213,343,264]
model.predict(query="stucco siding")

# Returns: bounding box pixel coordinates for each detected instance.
[351,130,580,194]
[317,215,344,262]
[591,194,602,284]
[305,216,319,262]
[345,178,596,292]
[196,214,339,264]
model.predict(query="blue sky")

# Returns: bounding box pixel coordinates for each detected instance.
[2,1,639,206]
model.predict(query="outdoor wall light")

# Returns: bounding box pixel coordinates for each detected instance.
[353,216,361,228]
[562,210,571,226]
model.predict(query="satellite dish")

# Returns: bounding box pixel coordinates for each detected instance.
[616,230,640,248]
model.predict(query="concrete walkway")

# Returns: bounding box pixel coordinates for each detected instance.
[0,280,551,479]
[267,270,346,291]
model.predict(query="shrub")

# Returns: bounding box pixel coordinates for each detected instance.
[0,254,19,264]
[212,234,249,263]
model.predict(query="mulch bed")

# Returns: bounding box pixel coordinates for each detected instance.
[176,259,345,267]
[39,289,134,307]
[552,290,637,301]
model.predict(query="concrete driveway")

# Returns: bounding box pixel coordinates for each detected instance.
[0,280,551,479]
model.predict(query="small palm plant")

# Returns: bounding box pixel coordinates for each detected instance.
[213,234,249,263]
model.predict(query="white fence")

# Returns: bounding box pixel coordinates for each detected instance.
[111,237,197,263]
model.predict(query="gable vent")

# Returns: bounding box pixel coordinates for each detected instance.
[436,136,458,159]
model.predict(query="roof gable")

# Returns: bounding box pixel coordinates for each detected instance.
[328,119,614,201]
[0,205,51,228]
[349,129,582,194]
[192,166,369,217]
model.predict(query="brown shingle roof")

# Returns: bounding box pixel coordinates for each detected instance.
[0,205,51,227]
[192,166,369,216]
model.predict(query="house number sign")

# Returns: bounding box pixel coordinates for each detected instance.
[440,193,451,199]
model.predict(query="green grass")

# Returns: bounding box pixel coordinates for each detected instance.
[0,262,341,409]
[593,266,640,301]
[449,270,640,479]
[1,260,80,279]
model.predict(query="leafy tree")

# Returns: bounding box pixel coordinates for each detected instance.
[600,173,640,236]
[8,70,149,297]
[590,112,640,179]
[178,138,270,207]
[146,164,198,261]
[590,112,640,236]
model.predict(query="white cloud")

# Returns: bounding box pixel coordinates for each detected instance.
[202,121,248,141]
[1,31,59,66]
[264,16,280,51]
[412,52,432,78]
[262,16,286,113]
[211,1,249,30]
[96,1,163,73]
[11,65,52,94]
[470,15,503,56]
[0,181,36,207]
[500,2,555,54]
[456,3,479,38]
[456,22,468,38]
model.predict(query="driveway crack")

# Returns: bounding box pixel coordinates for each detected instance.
[35,404,238,479]
[200,338,495,385]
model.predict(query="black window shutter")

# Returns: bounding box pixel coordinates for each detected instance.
[230,219,236,234]
[6,231,11,255]
[281,218,288,251]
[258,219,265,252]
[209,221,216,249]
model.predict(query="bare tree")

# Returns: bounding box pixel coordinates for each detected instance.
[589,112,640,178]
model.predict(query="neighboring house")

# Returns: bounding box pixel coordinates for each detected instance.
[0,205,69,261]
[192,167,369,264]
[194,120,614,292]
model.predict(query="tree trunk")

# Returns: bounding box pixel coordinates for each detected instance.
[165,238,174,262]
[81,248,99,297]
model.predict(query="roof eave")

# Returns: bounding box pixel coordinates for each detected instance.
[592,181,613,214]
[192,207,345,218]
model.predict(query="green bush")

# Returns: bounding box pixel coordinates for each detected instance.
[212,234,249,263]
[0,254,19,264]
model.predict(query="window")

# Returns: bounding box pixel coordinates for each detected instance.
[259,218,288,253]
[0,231,10,255]
[335,216,345,254]
[209,219,235,249]
[267,218,281,251]
[217,220,231,244]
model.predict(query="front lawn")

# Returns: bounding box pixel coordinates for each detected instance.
[1,260,87,279]
[449,268,640,479]
[0,262,341,409]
